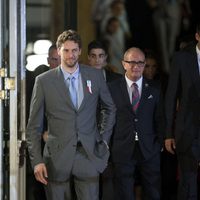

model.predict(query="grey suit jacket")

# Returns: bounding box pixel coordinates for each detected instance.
[26,64,116,181]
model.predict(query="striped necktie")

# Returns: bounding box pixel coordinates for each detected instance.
[132,83,140,112]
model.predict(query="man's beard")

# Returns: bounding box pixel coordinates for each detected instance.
[65,59,78,68]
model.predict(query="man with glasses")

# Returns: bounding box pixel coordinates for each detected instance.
[108,47,164,199]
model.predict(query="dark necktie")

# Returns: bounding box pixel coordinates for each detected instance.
[67,75,77,108]
[132,83,140,112]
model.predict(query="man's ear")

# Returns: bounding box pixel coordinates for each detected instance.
[79,48,82,56]
[57,48,61,56]
[122,60,126,70]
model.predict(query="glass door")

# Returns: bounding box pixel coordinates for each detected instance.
[0,0,26,199]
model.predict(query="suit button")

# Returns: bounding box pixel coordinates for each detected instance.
[134,118,138,122]
[134,131,139,141]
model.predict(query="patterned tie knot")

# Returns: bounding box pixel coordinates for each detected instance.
[132,83,140,112]
[132,82,138,90]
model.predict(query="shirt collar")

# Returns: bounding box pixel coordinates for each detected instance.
[61,65,80,80]
[196,45,200,56]
[196,44,200,57]
[125,75,143,89]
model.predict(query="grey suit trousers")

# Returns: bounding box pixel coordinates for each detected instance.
[44,145,99,200]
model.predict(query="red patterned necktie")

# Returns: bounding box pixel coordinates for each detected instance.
[132,83,140,112]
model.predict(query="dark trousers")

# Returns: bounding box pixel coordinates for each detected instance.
[26,173,46,200]
[161,150,178,200]
[100,162,114,200]
[113,143,161,200]
[177,151,199,200]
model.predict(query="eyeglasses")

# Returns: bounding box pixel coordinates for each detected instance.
[123,60,145,67]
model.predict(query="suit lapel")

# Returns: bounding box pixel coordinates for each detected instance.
[137,79,150,113]
[77,66,91,111]
[120,78,133,108]
[188,49,200,81]
[52,67,74,108]
[119,78,151,113]
[52,66,94,111]
[194,78,200,98]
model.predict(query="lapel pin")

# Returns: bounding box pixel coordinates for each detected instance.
[87,80,92,94]
[148,94,153,99]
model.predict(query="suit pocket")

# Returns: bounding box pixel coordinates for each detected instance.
[44,138,61,158]
[94,140,108,158]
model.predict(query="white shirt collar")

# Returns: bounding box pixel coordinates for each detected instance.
[61,64,80,81]
[196,45,200,74]
[196,45,200,56]
[125,75,143,89]
[125,75,143,102]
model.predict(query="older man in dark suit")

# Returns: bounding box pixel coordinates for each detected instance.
[108,47,164,200]
[26,30,116,200]
[165,23,200,200]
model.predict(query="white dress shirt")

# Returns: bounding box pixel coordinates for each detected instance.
[196,45,200,75]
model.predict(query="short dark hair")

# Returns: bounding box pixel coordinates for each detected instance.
[56,30,82,48]
[48,44,57,55]
[87,40,108,55]
[144,49,158,61]
[110,0,124,8]
[105,17,119,34]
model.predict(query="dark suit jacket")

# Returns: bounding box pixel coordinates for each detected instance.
[165,45,200,154]
[187,79,200,159]
[26,65,116,181]
[96,69,121,129]
[108,77,164,163]
[105,69,122,83]
[187,79,200,127]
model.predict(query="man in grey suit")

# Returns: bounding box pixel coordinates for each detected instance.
[26,30,116,200]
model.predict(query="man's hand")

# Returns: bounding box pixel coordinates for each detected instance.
[42,131,48,142]
[165,138,176,154]
[34,163,48,185]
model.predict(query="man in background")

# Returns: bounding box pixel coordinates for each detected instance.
[26,44,60,200]
[165,23,200,200]
[87,40,121,200]
[87,40,122,82]
[47,44,61,69]
[33,44,60,77]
